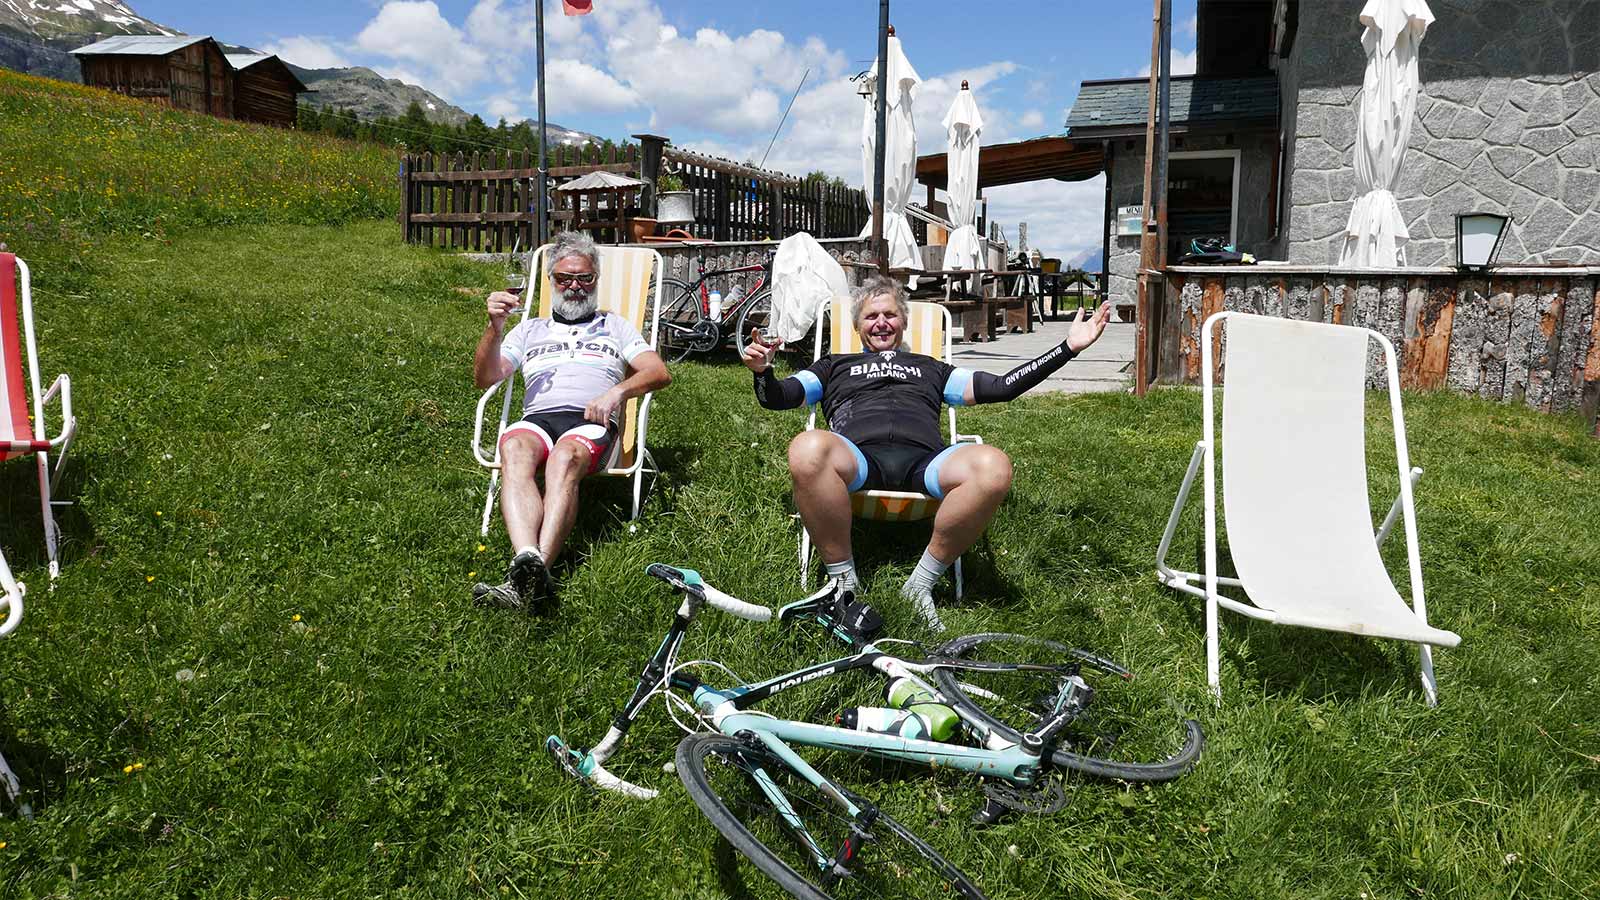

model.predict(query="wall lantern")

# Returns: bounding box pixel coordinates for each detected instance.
[1455,212,1510,272]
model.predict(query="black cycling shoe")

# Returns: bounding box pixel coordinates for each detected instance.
[507,549,553,613]
[472,580,524,610]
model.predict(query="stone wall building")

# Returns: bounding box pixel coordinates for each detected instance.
[1067,0,1600,311]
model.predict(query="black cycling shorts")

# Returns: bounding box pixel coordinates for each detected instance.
[833,435,963,498]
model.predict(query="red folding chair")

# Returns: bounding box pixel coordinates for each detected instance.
[2,252,77,620]
[2,252,75,814]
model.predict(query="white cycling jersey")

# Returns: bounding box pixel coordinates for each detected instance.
[499,312,651,416]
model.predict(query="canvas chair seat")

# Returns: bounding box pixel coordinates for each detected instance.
[472,244,663,533]
[798,298,981,594]
[1156,311,1459,705]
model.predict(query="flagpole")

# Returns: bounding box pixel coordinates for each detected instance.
[535,0,550,249]
[872,5,889,274]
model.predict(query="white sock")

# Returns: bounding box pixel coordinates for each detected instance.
[515,545,542,560]
[901,550,950,632]
[825,558,859,594]
[901,550,949,598]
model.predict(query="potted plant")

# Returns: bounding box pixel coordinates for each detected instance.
[655,172,695,226]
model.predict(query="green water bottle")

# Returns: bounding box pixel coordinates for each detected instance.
[884,677,960,742]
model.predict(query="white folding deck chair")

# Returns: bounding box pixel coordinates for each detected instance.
[1155,311,1460,705]
[471,244,664,534]
[797,298,982,596]
[3,252,75,815]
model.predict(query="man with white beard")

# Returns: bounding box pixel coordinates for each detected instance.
[471,231,671,610]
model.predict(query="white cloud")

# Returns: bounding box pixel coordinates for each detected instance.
[356,1,488,94]
[1137,49,1198,78]
[983,175,1107,260]
[539,59,640,115]
[262,36,349,70]
[1019,109,1045,130]
[1182,13,1198,38]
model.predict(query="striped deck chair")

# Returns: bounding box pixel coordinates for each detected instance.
[3,252,75,816]
[472,244,664,533]
[798,298,983,597]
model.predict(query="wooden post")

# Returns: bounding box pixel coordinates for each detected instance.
[1133,0,1163,397]
[633,133,668,217]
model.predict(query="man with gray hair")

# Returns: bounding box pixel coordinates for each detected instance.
[472,231,671,610]
[743,274,1111,630]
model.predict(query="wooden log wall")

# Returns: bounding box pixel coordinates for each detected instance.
[1161,269,1600,437]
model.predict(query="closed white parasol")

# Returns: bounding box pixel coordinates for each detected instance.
[860,31,922,275]
[1338,0,1435,268]
[941,81,984,273]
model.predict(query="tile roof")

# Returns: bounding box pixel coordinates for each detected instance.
[1065,75,1279,133]
[70,35,208,56]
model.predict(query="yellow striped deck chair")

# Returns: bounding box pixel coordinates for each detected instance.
[472,244,664,533]
[798,298,983,597]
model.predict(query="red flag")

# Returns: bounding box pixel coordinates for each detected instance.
[562,0,593,14]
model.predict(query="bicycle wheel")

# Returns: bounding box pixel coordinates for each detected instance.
[933,633,1203,783]
[676,733,986,900]
[735,289,816,360]
[654,278,717,362]
[734,289,773,356]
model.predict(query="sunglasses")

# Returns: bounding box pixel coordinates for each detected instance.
[552,272,597,287]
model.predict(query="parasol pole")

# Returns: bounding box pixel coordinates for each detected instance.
[872,8,890,274]
[535,0,550,250]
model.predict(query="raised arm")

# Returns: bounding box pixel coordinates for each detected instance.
[742,327,821,411]
[958,302,1112,405]
[474,290,521,389]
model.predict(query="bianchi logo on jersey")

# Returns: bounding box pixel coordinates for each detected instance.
[847,359,923,379]
[879,350,897,361]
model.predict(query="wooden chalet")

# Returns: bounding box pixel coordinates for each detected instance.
[71,35,234,119]
[225,53,311,128]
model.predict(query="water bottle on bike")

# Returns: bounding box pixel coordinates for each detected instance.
[707,289,723,321]
[885,676,961,742]
[836,706,936,740]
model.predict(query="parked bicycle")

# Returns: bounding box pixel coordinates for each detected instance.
[547,564,1205,900]
[655,250,795,361]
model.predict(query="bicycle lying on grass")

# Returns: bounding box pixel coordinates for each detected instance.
[547,564,1205,900]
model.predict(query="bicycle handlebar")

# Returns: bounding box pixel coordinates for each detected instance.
[645,563,772,622]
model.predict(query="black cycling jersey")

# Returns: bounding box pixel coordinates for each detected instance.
[756,349,962,451]
[753,340,1080,450]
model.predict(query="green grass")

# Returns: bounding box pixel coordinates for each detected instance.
[0,69,397,264]
[0,220,1597,899]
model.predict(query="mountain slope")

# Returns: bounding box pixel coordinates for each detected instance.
[0,0,602,145]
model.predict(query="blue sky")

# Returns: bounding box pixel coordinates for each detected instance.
[136,0,1199,257]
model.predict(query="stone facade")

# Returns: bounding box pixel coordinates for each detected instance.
[1104,132,1278,308]
[1281,0,1600,267]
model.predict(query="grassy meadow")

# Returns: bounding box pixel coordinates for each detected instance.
[0,220,1594,898]
[0,69,397,261]
[1,69,1598,900]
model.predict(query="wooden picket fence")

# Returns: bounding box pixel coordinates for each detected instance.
[398,140,870,250]
[400,144,639,252]
[661,147,868,243]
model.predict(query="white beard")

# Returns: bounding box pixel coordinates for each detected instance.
[554,287,597,320]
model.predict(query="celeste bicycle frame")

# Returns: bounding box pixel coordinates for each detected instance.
[547,565,1084,803]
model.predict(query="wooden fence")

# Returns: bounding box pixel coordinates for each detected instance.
[662,146,868,243]
[399,138,870,250]
[400,143,639,252]
[1158,266,1600,436]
